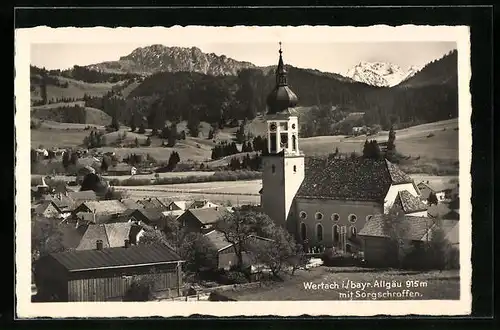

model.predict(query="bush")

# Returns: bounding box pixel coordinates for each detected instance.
[219,270,249,285]
[321,249,363,267]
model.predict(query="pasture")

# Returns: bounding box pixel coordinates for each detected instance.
[219,266,460,301]
[31,77,123,102]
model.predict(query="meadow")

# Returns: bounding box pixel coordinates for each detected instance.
[218,266,460,301]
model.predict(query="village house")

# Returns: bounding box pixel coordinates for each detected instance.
[72,200,128,225]
[32,200,61,218]
[162,209,185,220]
[177,207,229,234]
[45,192,76,213]
[166,200,191,211]
[76,222,145,250]
[188,200,219,210]
[128,208,167,230]
[137,197,168,210]
[106,163,137,176]
[34,243,185,302]
[417,180,457,203]
[68,190,98,203]
[259,46,429,254]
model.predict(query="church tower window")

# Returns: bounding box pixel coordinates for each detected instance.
[316,224,323,242]
[300,223,307,241]
[331,213,340,221]
[293,165,297,173]
[292,135,297,151]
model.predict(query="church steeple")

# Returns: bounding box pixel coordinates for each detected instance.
[276,42,288,86]
[266,42,298,115]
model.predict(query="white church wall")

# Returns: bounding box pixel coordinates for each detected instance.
[294,198,382,247]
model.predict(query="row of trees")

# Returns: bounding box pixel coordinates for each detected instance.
[228,154,262,171]
[32,105,87,124]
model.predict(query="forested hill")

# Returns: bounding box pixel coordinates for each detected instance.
[31,49,458,133]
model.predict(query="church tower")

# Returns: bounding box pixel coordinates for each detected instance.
[261,43,305,234]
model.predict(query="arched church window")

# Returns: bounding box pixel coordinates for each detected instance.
[348,214,357,223]
[271,164,276,173]
[332,225,340,245]
[316,224,323,242]
[292,135,297,151]
[299,211,307,219]
[331,213,340,221]
[350,225,357,238]
[300,223,307,241]
[280,133,288,149]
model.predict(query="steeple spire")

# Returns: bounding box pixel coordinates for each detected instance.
[276,42,287,86]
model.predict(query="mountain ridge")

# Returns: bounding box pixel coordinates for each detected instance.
[346,61,422,87]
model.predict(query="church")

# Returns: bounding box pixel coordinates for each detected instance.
[259,45,429,253]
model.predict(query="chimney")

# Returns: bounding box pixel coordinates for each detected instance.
[96,240,103,251]
[124,239,130,248]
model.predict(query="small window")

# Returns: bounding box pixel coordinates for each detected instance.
[316,224,323,242]
[350,225,357,237]
[299,211,307,219]
[300,223,307,241]
[293,165,297,173]
[315,212,323,220]
[292,135,297,151]
[271,164,276,173]
[292,123,296,129]
[331,213,340,221]
[348,214,357,223]
[366,215,373,221]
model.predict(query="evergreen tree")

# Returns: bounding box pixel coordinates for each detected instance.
[135,137,140,148]
[138,123,146,134]
[101,156,110,172]
[167,124,177,147]
[187,118,200,137]
[386,125,397,161]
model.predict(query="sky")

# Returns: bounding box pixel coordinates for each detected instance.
[28,27,458,75]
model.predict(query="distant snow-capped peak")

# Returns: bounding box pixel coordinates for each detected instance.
[345,61,421,87]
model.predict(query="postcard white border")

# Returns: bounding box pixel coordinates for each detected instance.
[15,25,472,318]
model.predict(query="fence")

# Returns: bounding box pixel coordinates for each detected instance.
[159,282,263,301]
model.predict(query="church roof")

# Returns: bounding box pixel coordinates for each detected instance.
[295,158,415,202]
[358,214,435,241]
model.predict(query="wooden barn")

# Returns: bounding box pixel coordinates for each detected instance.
[34,243,184,302]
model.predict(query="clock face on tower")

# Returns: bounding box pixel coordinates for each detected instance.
[270,123,277,132]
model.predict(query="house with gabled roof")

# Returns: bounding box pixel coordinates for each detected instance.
[34,244,185,302]
[76,222,144,251]
[137,197,168,210]
[177,207,230,233]
[72,200,128,224]
[128,207,167,230]
[33,200,62,218]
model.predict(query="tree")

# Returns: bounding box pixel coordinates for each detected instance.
[123,268,161,302]
[215,208,275,270]
[381,205,411,268]
[31,216,65,265]
[80,173,108,195]
[386,125,397,161]
[134,137,140,148]
[138,123,146,134]
[145,136,151,146]
[100,156,110,172]
[167,123,177,147]
[363,140,382,159]
[427,192,439,206]
[187,118,200,137]
[111,112,120,131]
[104,187,129,200]
[179,232,218,275]
[247,223,302,278]
[62,151,71,169]
[138,229,171,246]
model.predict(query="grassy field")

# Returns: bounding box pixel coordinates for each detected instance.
[31,102,112,126]
[31,77,124,102]
[221,266,460,301]
[30,118,459,173]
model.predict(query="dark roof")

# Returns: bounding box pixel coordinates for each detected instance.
[204,230,233,251]
[76,200,128,215]
[76,223,139,250]
[137,198,167,209]
[68,190,97,201]
[34,201,58,215]
[394,190,428,214]
[296,158,414,202]
[358,214,435,241]
[133,207,165,222]
[184,207,229,225]
[48,244,183,272]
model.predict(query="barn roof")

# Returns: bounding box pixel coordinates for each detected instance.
[78,200,128,215]
[68,190,97,202]
[183,207,229,225]
[120,198,144,210]
[394,190,428,214]
[358,214,435,241]
[137,197,167,210]
[48,244,183,272]
[296,158,414,202]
